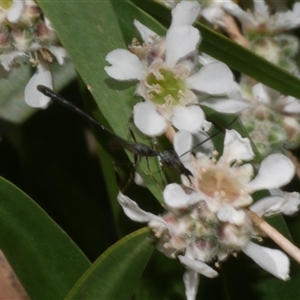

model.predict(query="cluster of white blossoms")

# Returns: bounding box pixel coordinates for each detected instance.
[0,0,67,108]
[156,0,300,156]
[118,129,299,300]
[241,83,300,155]
[104,1,300,300]
[230,0,300,156]
[203,0,300,156]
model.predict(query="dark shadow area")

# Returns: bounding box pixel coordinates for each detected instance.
[0,81,118,261]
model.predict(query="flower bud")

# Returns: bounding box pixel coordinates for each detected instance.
[35,20,58,46]
[11,27,33,51]
[0,25,12,53]
[282,115,300,146]
[19,3,41,26]
[218,217,252,252]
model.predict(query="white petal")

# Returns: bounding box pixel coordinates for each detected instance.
[174,130,193,171]
[0,51,27,71]
[133,102,167,137]
[173,130,195,173]
[234,163,254,185]
[174,130,214,167]
[202,120,212,132]
[269,189,284,197]
[172,105,205,134]
[218,252,229,261]
[276,3,300,30]
[192,131,214,157]
[183,270,199,300]
[105,49,146,80]
[165,26,200,67]
[281,192,300,215]
[226,82,244,101]
[250,193,300,217]
[44,17,55,31]
[117,192,162,223]
[48,46,67,65]
[174,130,193,160]
[222,2,257,27]
[252,83,272,105]
[247,154,295,192]
[253,0,269,16]
[242,242,290,280]
[283,96,300,114]
[219,129,254,165]
[7,0,24,23]
[133,20,158,44]
[187,62,234,95]
[201,98,249,113]
[134,172,146,187]
[217,205,246,225]
[25,62,52,108]
[250,196,284,217]
[200,6,226,26]
[156,237,175,258]
[171,1,201,26]
[198,53,217,65]
[178,255,219,278]
[163,183,199,209]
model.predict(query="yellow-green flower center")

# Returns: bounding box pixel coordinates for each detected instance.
[0,0,12,9]
[146,68,186,105]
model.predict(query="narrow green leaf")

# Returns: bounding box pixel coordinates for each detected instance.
[0,176,90,300]
[132,0,300,99]
[65,227,155,300]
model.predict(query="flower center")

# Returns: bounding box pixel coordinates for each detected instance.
[145,68,186,105]
[0,0,12,9]
[199,167,242,203]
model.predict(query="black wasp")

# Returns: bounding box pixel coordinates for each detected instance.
[37,85,194,182]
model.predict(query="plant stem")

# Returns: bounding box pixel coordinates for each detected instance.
[247,209,300,264]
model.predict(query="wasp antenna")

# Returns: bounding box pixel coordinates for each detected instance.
[179,116,239,158]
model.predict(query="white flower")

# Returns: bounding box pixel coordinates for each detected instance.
[116,128,295,299]
[240,82,300,155]
[172,128,295,215]
[223,0,300,33]
[2,45,67,108]
[178,130,294,199]
[105,1,242,136]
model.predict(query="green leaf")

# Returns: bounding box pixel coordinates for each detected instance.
[132,0,300,99]
[0,176,90,299]
[135,250,186,300]
[65,227,155,300]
